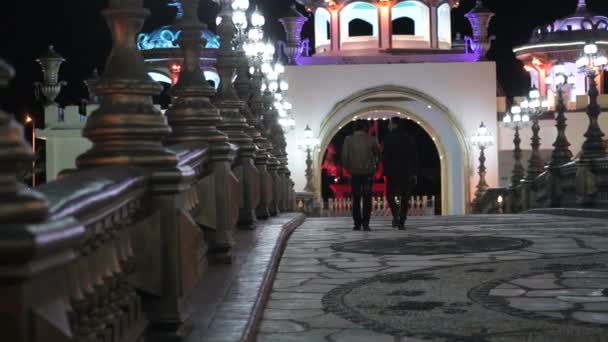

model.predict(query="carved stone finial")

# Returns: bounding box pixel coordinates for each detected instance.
[76,0,179,192]
[35,45,66,104]
[279,5,309,65]
[0,59,48,224]
[465,0,494,61]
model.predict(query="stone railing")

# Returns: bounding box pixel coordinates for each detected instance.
[0,0,297,340]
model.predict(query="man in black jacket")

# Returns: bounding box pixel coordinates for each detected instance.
[383,117,418,230]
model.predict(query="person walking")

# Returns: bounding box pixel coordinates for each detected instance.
[383,117,418,230]
[342,120,380,231]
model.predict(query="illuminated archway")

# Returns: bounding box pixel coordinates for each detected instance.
[320,111,442,214]
[314,86,472,215]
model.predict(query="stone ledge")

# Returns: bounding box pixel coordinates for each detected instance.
[184,212,305,342]
[525,208,608,219]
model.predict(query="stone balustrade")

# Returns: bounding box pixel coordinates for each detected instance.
[0,0,296,340]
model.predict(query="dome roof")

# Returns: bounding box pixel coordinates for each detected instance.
[514,0,608,58]
[526,0,608,45]
[137,25,220,51]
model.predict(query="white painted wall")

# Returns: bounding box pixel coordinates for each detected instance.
[284,62,498,215]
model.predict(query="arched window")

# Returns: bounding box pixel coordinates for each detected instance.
[392,17,415,35]
[437,3,452,48]
[315,7,331,51]
[391,0,430,48]
[340,2,379,50]
[349,18,373,36]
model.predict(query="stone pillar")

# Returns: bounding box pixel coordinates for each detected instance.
[464,0,494,61]
[262,88,282,216]
[163,0,240,266]
[215,0,260,229]
[524,118,545,182]
[330,8,340,52]
[236,57,271,220]
[278,5,308,65]
[511,126,525,186]
[250,73,275,218]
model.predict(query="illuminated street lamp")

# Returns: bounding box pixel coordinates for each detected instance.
[545,63,575,167]
[298,125,320,192]
[503,105,530,185]
[575,42,607,160]
[471,122,494,209]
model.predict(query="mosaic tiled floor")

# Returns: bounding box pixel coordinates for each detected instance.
[255,215,608,342]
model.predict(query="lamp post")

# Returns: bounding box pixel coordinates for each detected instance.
[471,122,494,210]
[24,114,36,187]
[545,63,575,168]
[298,125,319,193]
[575,42,607,160]
[503,105,530,186]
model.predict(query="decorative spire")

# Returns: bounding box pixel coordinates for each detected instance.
[578,0,586,10]
[169,0,184,20]
[0,59,48,224]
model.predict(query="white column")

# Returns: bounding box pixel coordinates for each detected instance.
[379,5,391,49]
[330,9,340,52]
[430,6,438,49]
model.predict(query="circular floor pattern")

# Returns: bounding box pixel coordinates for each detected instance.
[330,236,533,255]
[470,269,608,325]
[322,254,608,341]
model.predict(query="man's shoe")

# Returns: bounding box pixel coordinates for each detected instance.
[353,226,361,231]
[391,217,399,227]
[398,223,406,230]
[363,225,371,231]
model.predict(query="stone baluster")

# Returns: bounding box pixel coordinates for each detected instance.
[236,52,272,220]
[0,59,85,342]
[215,0,260,229]
[511,126,525,186]
[278,5,309,65]
[548,86,572,207]
[164,0,239,267]
[250,72,274,219]
[262,87,284,215]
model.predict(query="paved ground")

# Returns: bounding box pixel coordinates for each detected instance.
[255,215,608,342]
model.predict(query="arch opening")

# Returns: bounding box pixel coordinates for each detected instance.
[315,7,331,52]
[392,17,416,35]
[320,111,442,216]
[340,1,379,50]
[391,0,430,49]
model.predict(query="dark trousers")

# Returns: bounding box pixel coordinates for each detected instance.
[386,177,411,224]
[351,174,373,227]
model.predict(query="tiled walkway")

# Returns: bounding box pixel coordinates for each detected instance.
[255,215,608,342]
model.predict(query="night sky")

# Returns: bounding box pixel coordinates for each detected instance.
[1,0,607,123]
